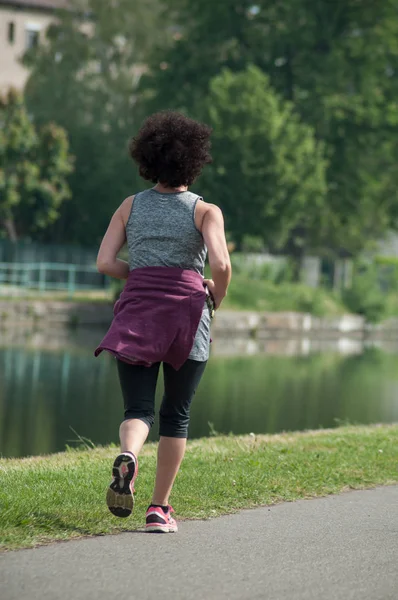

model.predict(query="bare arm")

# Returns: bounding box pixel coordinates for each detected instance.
[201,204,232,308]
[96,199,132,280]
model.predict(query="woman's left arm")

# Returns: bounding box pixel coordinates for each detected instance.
[96,201,131,280]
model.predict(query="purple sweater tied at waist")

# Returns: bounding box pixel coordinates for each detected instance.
[94,267,207,370]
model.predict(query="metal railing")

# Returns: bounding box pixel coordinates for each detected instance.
[0,262,107,298]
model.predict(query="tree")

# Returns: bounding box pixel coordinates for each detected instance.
[198,67,327,258]
[147,0,398,117]
[145,0,398,258]
[0,90,73,241]
[24,0,172,246]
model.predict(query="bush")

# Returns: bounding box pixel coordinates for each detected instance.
[223,275,345,316]
[374,255,398,293]
[341,262,387,322]
[230,253,294,284]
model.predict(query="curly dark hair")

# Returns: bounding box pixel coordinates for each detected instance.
[129,111,212,188]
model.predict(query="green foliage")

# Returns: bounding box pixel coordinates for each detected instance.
[241,235,265,253]
[198,67,327,250]
[21,0,398,256]
[0,90,73,241]
[24,0,171,245]
[221,254,397,320]
[231,253,294,284]
[146,0,398,258]
[374,256,398,293]
[223,274,345,317]
[342,261,388,322]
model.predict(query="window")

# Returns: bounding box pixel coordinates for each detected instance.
[25,29,39,50]
[8,22,15,44]
[25,23,41,50]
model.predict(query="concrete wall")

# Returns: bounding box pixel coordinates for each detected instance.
[212,311,367,338]
[1,302,398,341]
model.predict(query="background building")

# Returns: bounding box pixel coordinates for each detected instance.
[0,0,68,91]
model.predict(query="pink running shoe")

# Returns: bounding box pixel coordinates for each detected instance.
[145,505,178,533]
[106,452,138,518]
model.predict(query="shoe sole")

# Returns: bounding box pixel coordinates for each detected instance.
[146,525,178,533]
[106,454,136,518]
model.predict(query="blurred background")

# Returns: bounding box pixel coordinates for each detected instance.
[1,0,398,458]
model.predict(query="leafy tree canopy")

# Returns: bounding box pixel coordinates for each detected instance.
[198,67,327,253]
[0,90,73,241]
[146,0,398,257]
[24,0,171,245]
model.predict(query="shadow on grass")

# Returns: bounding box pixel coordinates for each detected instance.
[13,510,151,538]
[15,512,106,536]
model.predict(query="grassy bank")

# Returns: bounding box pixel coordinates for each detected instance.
[223,275,398,320]
[2,274,398,322]
[1,424,397,551]
[222,276,346,315]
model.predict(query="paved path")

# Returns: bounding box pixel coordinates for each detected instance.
[1,486,397,600]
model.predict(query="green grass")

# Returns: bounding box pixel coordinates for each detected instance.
[222,275,347,315]
[1,424,397,551]
[0,289,113,303]
[0,279,346,316]
[2,274,397,321]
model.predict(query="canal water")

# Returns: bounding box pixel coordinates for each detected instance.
[1,333,397,458]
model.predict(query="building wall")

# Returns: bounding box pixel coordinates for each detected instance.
[0,6,55,91]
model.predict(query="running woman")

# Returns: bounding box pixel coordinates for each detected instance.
[95,111,231,532]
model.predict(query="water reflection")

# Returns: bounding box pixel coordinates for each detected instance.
[0,333,397,458]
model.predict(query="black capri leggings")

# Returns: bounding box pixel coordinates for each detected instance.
[116,359,207,438]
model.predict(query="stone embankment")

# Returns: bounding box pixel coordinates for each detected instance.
[213,311,398,340]
[0,300,113,328]
[1,301,398,341]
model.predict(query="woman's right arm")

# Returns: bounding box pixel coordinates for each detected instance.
[96,197,133,280]
[201,204,232,309]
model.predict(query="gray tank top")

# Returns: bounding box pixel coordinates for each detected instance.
[126,188,211,362]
